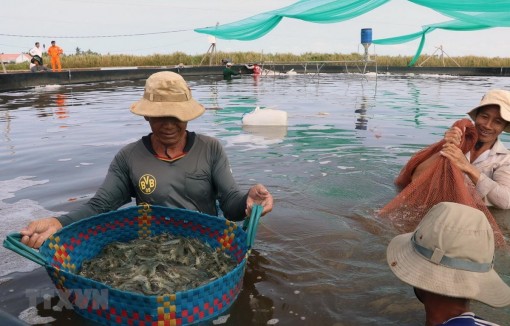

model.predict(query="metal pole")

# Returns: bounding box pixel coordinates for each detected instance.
[209,43,216,66]
[1,53,6,73]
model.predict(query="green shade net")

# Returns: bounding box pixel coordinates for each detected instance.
[194,0,510,66]
[195,0,390,40]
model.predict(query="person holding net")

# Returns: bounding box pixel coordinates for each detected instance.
[441,89,510,210]
[380,89,510,247]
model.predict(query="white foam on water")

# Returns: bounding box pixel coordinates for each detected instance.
[222,133,284,150]
[18,306,56,325]
[0,176,66,277]
[266,318,279,325]
[416,73,458,79]
[0,277,12,285]
[34,84,62,91]
[212,314,230,325]
[83,138,140,147]
[307,125,332,130]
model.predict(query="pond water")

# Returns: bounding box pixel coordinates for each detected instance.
[1,72,510,325]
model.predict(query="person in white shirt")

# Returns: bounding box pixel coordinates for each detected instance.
[441,89,510,209]
[28,42,43,70]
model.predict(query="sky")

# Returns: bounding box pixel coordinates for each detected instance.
[1,0,509,58]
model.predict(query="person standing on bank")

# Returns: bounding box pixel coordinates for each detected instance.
[28,42,43,71]
[21,71,273,249]
[387,202,510,326]
[47,40,63,72]
[440,89,510,209]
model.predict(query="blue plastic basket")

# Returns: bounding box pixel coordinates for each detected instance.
[4,204,263,326]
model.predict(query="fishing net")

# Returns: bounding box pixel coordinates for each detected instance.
[379,118,506,247]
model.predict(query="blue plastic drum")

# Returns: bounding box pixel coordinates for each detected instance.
[361,28,372,44]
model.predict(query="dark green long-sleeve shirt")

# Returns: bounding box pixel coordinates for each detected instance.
[223,67,239,80]
[57,132,248,226]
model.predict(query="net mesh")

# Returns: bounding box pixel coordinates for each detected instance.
[379,118,506,247]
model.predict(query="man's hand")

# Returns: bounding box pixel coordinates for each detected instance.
[246,184,273,217]
[440,142,481,184]
[443,126,463,146]
[20,217,62,249]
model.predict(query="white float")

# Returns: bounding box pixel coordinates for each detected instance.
[241,107,288,126]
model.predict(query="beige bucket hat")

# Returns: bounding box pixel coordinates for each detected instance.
[467,89,510,132]
[130,71,205,121]
[387,202,510,307]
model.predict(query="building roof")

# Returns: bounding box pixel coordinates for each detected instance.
[0,53,31,62]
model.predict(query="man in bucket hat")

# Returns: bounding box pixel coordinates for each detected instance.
[21,71,273,248]
[387,202,510,325]
[441,89,510,209]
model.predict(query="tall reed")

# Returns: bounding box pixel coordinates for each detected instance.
[5,51,510,71]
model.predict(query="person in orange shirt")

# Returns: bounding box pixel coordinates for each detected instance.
[47,40,63,72]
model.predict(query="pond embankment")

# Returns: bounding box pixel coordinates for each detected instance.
[1,64,510,92]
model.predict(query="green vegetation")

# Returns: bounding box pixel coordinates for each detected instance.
[4,51,510,71]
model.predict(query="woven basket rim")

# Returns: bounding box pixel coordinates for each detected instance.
[41,205,249,298]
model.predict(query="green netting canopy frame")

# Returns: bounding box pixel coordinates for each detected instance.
[195,0,510,66]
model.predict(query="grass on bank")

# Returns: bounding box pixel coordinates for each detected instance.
[4,51,510,71]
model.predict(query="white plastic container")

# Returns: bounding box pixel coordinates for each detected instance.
[242,107,288,126]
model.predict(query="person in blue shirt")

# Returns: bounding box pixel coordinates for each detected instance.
[387,202,510,326]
